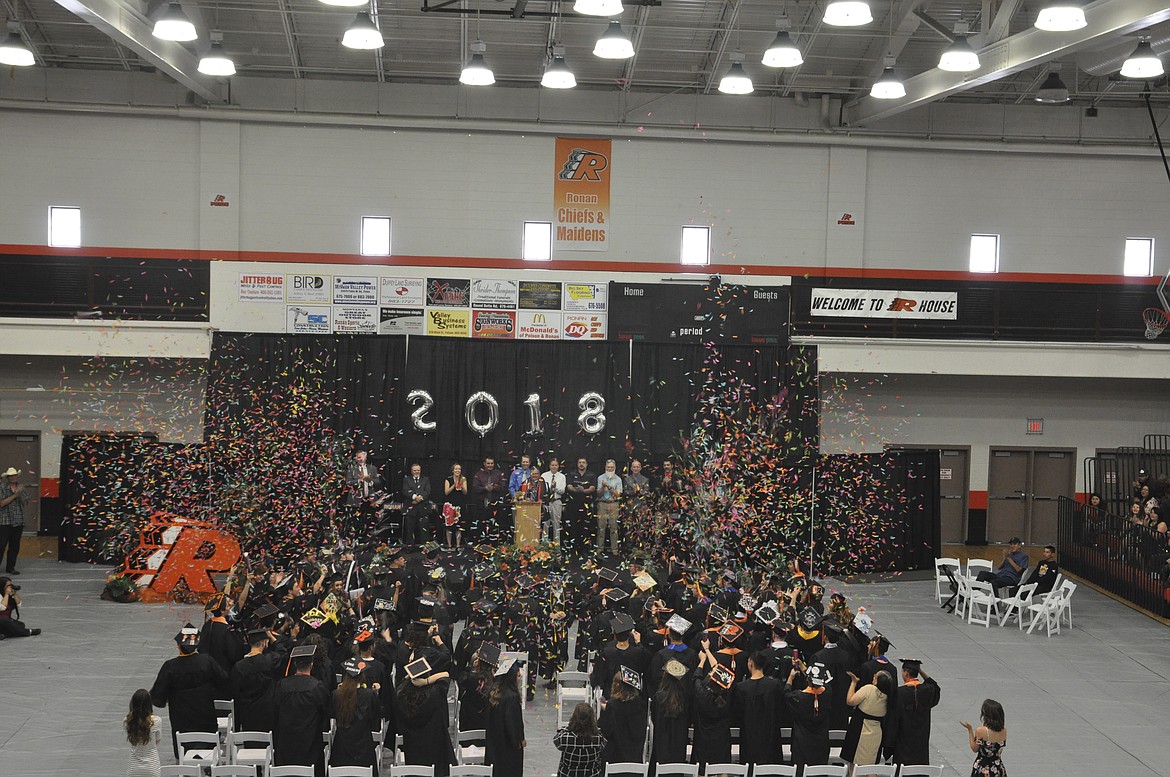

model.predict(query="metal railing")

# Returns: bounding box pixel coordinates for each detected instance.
[1082,449,1170,517]
[1057,496,1169,618]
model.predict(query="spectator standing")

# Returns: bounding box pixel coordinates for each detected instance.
[564,458,596,555]
[554,703,608,777]
[0,467,28,575]
[839,669,892,767]
[962,699,1008,777]
[124,688,162,777]
[596,460,623,554]
[443,463,469,549]
[541,458,567,545]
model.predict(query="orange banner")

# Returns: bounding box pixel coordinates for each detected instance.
[554,137,610,253]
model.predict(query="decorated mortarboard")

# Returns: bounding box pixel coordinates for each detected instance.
[423,541,442,555]
[472,598,498,615]
[428,566,446,581]
[342,657,368,678]
[610,613,636,634]
[619,666,643,690]
[418,597,438,614]
[474,544,495,556]
[853,608,874,638]
[494,656,518,677]
[354,628,375,646]
[175,623,199,645]
[797,606,822,631]
[604,588,630,603]
[805,662,833,687]
[709,663,735,690]
[666,614,692,635]
[405,657,433,680]
[739,594,758,612]
[754,604,781,625]
[634,572,657,591]
[473,563,499,581]
[373,598,395,612]
[721,569,738,583]
[708,604,730,623]
[597,567,619,582]
[717,621,744,642]
[664,659,689,678]
[290,644,317,662]
[254,604,279,622]
[300,607,328,630]
[477,642,502,668]
[515,573,536,591]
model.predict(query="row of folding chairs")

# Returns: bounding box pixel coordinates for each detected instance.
[952,574,1076,635]
[161,765,492,777]
[604,763,943,777]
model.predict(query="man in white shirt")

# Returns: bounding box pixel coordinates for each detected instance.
[541,458,567,545]
[596,459,623,553]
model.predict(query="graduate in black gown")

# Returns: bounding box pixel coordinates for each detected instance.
[484,659,526,777]
[784,662,833,771]
[150,623,228,759]
[273,645,330,777]
[330,657,383,775]
[598,670,649,763]
[592,614,651,699]
[651,660,692,765]
[732,651,783,765]
[811,625,854,733]
[199,594,244,675]
[887,658,942,766]
[395,658,456,777]
[691,642,733,769]
[229,628,284,733]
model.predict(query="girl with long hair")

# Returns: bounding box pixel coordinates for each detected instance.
[554,703,608,777]
[124,688,162,777]
[484,664,526,777]
[330,658,383,774]
[840,669,892,766]
[651,660,691,764]
[395,664,456,777]
[598,672,648,763]
[692,637,733,769]
[962,698,1008,777]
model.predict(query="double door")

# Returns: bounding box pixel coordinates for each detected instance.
[987,447,1075,545]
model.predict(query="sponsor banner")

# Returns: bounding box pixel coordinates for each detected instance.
[286,305,331,334]
[238,273,284,302]
[564,282,608,312]
[471,310,516,339]
[379,307,425,335]
[333,306,377,334]
[809,288,958,320]
[426,308,470,337]
[519,281,563,310]
[285,273,332,304]
[516,310,562,340]
[554,137,610,252]
[380,277,425,307]
[563,313,607,340]
[333,275,378,306]
[471,279,519,310]
[426,277,471,307]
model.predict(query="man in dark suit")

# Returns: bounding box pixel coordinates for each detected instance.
[401,462,434,544]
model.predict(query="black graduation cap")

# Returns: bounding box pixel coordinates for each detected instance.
[423,541,442,555]
[246,628,270,644]
[610,613,636,635]
[755,605,780,625]
[473,563,499,581]
[899,658,923,672]
[666,614,692,635]
[604,588,630,603]
[474,544,494,556]
[204,593,227,613]
[354,629,375,646]
[515,573,536,591]
[597,567,618,582]
[478,642,502,668]
[871,632,895,652]
[175,623,199,646]
[373,598,395,612]
[254,604,279,623]
[472,598,498,615]
[619,666,643,691]
[709,663,735,690]
[342,657,367,678]
[290,644,316,662]
[708,604,730,623]
[404,657,433,680]
[797,606,822,631]
[418,598,437,617]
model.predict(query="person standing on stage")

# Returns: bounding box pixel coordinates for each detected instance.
[565,458,596,555]
[508,455,532,499]
[654,460,684,555]
[346,451,380,503]
[472,456,507,543]
[542,458,567,545]
[596,460,623,554]
[443,463,469,549]
[623,459,649,526]
[402,462,434,544]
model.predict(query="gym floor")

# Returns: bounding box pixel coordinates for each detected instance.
[2,559,1168,777]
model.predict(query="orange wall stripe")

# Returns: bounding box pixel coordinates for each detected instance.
[40,477,59,499]
[969,490,988,510]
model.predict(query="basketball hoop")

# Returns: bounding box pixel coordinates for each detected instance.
[1142,307,1169,340]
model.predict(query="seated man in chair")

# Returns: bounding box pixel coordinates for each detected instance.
[976,536,1029,593]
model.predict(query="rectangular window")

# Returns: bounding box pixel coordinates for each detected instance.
[1124,237,1153,277]
[360,216,391,256]
[969,233,999,273]
[522,221,552,261]
[681,225,711,266]
[48,206,81,248]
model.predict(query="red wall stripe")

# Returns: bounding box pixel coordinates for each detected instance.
[40,477,59,499]
[969,490,988,510]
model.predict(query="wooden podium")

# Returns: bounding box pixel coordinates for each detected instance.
[514,502,541,543]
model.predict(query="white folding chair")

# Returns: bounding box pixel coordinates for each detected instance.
[214,699,234,756]
[997,582,1037,627]
[227,730,274,773]
[802,767,847,777]
[954,576,972,619]
[271,767,316,777]
[934,557,960,601]
[656,764,699,777]
[897,767,943,777]
[456,729,487,765]
[331,767,375,777]
[1025,589,1063,636]
[605,763,650,777]
[749,767,796,777]
[852,766,897,777]
[965,559,993,579]
[450,767,494,777]
[161,766,203,777]
[827,729,847,765]
[177,731,221,768]
[389,767,434,777]
[704,764,747,777]
[1052,580,1076,628]
[556,671,592,728]
[728,727,741,764]
[211,767,257,777]
[967,580,997,627]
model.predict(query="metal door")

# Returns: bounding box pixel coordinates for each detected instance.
[1031,450,1075,544]
[0,433,40,532]
[939,449,969,544]
[987,449,1029,542]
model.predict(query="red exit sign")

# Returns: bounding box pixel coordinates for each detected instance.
[1026,418,1044,435]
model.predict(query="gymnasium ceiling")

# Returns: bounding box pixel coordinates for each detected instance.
[6,0,1170,125]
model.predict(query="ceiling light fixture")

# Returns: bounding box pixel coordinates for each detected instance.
[593,20,634,59]
[1121,40,1164,79]
[718,52,753,95]
[460,40,495,85]
[0,28,34,67]
[198,32,236,76]
[762,29,802,68]
[153,2,197,42]
[1035,1,1086,32]
[541,50,577,89]
[573,0,623,17]
[939,34,980,72]
[870,57,905,99]
[319,0,369,6]
[822,1,872,27]
[1034,69,1070,103]
[342,12,384,50]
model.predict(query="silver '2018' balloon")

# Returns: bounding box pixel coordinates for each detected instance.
[578,391,606,434]
[465,391,500,437]
[406,389,436,432]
